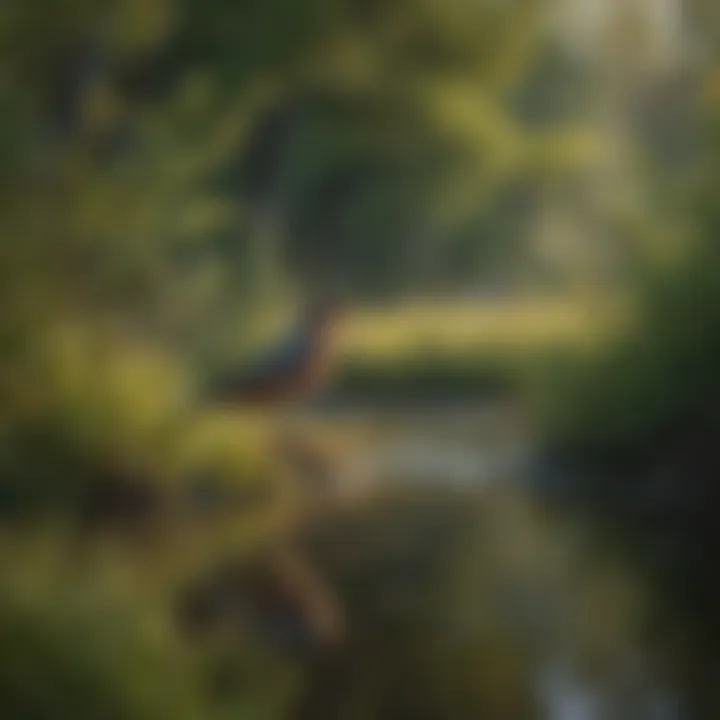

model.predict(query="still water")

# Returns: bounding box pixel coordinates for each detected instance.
[298,403,684,719]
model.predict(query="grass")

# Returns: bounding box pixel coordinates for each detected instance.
[334,296,627,403]
[342,296,618,357]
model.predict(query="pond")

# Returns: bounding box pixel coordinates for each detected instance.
[288,402,684,719]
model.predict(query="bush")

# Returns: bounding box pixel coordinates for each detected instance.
[0,566,206,720]
[539,245,720,463]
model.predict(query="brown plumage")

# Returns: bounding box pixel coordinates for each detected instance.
[210,300,344,407]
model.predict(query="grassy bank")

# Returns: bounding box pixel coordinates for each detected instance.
[333,297,627,404]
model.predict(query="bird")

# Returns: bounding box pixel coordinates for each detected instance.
[189,300,349,671]
[202,296,346,502]
[208,297,344,408]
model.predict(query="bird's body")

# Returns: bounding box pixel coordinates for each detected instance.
[211,301,342,407]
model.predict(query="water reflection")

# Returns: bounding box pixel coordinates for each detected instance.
[296,403,685,719]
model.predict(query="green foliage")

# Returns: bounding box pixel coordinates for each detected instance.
[0,562,205,720]
[540,239,720,462]
[1,0,700,716]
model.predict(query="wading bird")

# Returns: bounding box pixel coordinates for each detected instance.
[190,301,348,666]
